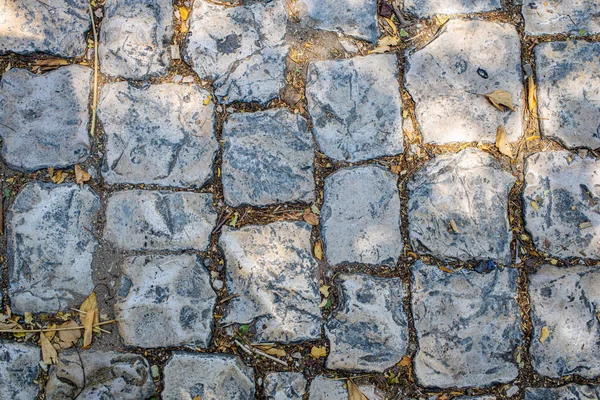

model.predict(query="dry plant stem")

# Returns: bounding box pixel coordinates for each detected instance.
[0,319,116,333]
[88,2,99,137]
[234,339,288,366]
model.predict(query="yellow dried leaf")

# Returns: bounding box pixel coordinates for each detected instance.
[74,164,91,185]
[314,241,323,260]
[579,221,593,229]
[24,312,33,325]
[49,169,66,184]
[83,308,95,348]
[531,201,539,211]
[449,219,459,233]
[539,326,550,343]
[318,298,328,308]
[368,36,400,54]
[310,346,327,358]
[180,22,189,34]
[495,125,513,158]
[485,90,515,111]
[303,209,319,226]
[438,265,455,274]
[265,347,286,357]
[80,292,98,316]
[310,204,320,215]
[179,6,189,20]
[348,379,368,400]
[528,75,537,113]
[550,259,558,265]
[58,320,81,349]
[319,285,330,298]
[44,323,57,341]
[40,332,58,365]
[34,58,69,67]
[398,355,412,367]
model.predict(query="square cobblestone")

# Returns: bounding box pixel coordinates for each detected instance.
[404,0,501,17]
[0,341,40,400]
[264,372,307,400]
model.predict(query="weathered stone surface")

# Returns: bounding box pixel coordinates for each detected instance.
[98,82,218,188]
[0,0,90,57]
[104,190,216,251]
[295,0,378,42]
[455,397,497,400]
[115,254,217,348]
[325,274,408,372]
[529,265,600,379]
[525,384,600,400]
[99,0,173,79]
[45,350,154,400]
[219,221,321,343]
[308,376,382,400]
[321,165,402,267]
[408,148,515,264]
[411,262,522,388]
[0,341,40,400]
[534,41,600,149]
[404,0,501,17]
[405,19,523,144]
[522,0,600,35]
[264,372,307,400]
[222,109,315,207]
[306,54,403,162]
[0,66,91,172]
[163,353,254,400]
[7,182,100,314]
[523,151,600,259]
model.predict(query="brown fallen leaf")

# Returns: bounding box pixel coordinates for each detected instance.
[80,292,99,348]
[539,326,550,343]
[34,58,69,67]
[390,164,403,174]
[40,332,58,365]
[449,219,459,233]
[368,35,400,54]
[438,265,455,274]
[528,75,537,114]
[83,308,95,348]
[265,347,286,357]
[398,355,412,367]
[303,208,319,226]
[495,125,513,158]
[48,168,66,184]
[348,379,368,400]
[314,241,323,260]
[310,346,327,358]
[485,90,515,111]
[44,323,57,341]
[74,164,91,186]
[58,320,82,349]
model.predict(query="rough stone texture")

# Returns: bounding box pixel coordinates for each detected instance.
[325,274,408,372]
[308,376,382,400]
[411,262,522,388]
[98,82,218,188]
[306,54,404,162]
[525,384,600,400]
[219,221,321,343]
[0,0,90,57]
[115,254,217,348]
[534,41,600,149]
[295,0,378,42]
[104,190,216,251]
[162,352,254,400]
[405,19,523,144]
[45,350,154,400]
[222,109,315,207]
[404,0,501,17]
[321,165,402,267]
[529,265,600,379]
[408,148,515,264]
[7,182,100,314]
[0,341,40,400]
[523,151,600,259]
[264,372,307,400]
[522,0,600,35]
[455,397,497,400]
[0,66,91,172]
[99,0,173,79]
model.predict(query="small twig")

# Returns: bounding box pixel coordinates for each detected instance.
[88,2,99,137]
[212,210,233,234]
[0,320,116,333]
[234,339,253,356]
[251,346,288,366]
[218,294,239,305]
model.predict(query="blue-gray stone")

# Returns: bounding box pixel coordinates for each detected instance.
[523,0,600,35]
[0,341,40,400]
[264,372,307,400]
[525,384,600,400]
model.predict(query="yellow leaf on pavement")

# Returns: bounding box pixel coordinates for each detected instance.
[303,209,319,226]
[528,75,537,114]
[495,125,513,158]
[368,36,400,54]
[485,90,515,111]
[58,320,81,349]
[74,164,91,185]
[179,6,189,20]
[40,332,58,365]
[265,348,286,357]
[314,241,323,260]
[539,326,550,343]
[319,285,330,297]
[310,346,327,358]
[80,292,99,348]
[398,355,412,367]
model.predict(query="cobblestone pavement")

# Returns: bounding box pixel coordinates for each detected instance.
[0,0,599,399]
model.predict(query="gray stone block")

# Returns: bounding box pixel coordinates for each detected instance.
[0,341,40,400]
[325,274,408,372]
[222,108,315,207]
[99,0,173,79]
[219,221,321,343]
[115,254,217,348]
[529,265,600,379]
[0,0,90,57]
[45,350,154,400]
[525,384,600,400]
[162,352,254,400]
[308,376,346,400]
[523,151,600,259]
[0,66,91,172]
[321,165,402,267]
[534,41,600,149]
[523,0,600,35]
[7,182,100,314]
[306,54,404,162]
[411,262,522,388]
[405,19,523,144]
[98,82,218,188]
[408,148,515,264]
[264,372,307,400]
[404,0,501,17]
[104,190,216,251]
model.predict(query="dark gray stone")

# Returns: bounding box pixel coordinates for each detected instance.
[222,109,315,207]
[307,376,383,400]
[408,148,515,264]
[98,82,218,188]
[45,350,154,400]
[115,254,217,348]
[306,54,404,162]
[7,182,100,314]
[219,221,321,343]
[529,265,600,379]
[0,66,91,172]
[0,0,90,57]
[264,372,307,400]
[411,262,522,388]
[534,41,600,149]
[404,0,501,17]
[523,151,600,259]
[0,341,40,400]
[525,384,600,400]
[522,0,600,35]
[163,353,254,400]
[321,165,402,267]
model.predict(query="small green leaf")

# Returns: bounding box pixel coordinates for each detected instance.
[228,212,239,227]
[399,29,409,38]
[238,324,249,336]
[324,299,332,309]
[3,189,11,197]
[578,28,587,36]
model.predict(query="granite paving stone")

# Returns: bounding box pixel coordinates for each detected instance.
[104,190,216,251]
[219,221,321,343]
[306,54,404,162]
[321,165,402,267]
[529,265,600,379]
[411,262,522,388]
[525,384,600,400]
[522,0,600,35]
[408,148,515,264]
[404,0,502,17]
[264,372,307,400]
[0,65,91,172]
[98,82,218,188]
[115,254,217,348]
[0,341,40,400]
[222,108,315,207]
[7,182,100,314]
[534,41,600,149]
[523,151,600,259]
[405,19,523,144]
[308,376,381,400]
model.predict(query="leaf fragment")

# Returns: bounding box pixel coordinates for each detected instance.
[303,208,319,226]
[539,326,550,343]
[348,379,368,400]
[449,219,459,233]
[531,201,539,211]
[24,312,33,325]
[528,75,537,114]
[265,347,286,357]
[495,125,513,158]
[310,204,320,215]
[80,292,99,349]
[57,320,81,349]
[310,346,327,358]
[179,6,189,20]
[39,333,58,365]
[48,168,66,184]
[579,221,593,229]
[319,285,330,298]
[229,212,239,227]
[318,299,328,308]
[485,90,515,111]
[398,355,412,367]
[314,241,323,260]
[438,265,455,274]
[368,35,400,54]
[74,164,91,186]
